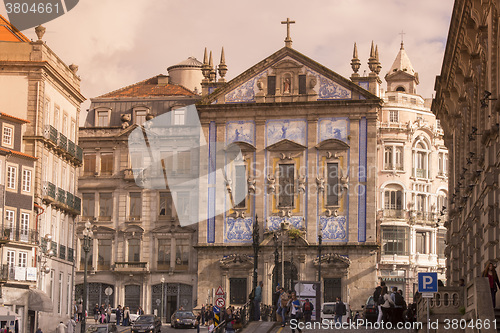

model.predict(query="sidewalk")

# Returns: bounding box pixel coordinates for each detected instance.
[76,322,131,333]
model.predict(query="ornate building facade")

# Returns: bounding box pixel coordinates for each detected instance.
[376,43,448,301]
[195,37,381,311]
[433,0,500,286]
[77,60,201,320]
[0,17,85,332]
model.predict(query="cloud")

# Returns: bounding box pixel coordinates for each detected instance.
[1,0,454,118]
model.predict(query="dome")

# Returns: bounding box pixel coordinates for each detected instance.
[167,57,202,70]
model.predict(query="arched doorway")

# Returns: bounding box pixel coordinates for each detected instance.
[151,283,193,322]
[75,283,115,309]
[272,261,298,292]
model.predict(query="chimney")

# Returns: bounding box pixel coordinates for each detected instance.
[157,75,169,86]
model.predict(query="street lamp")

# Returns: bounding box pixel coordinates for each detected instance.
[252,216,259,298]
[280,221,290,289]
[81,221,93,333]
[161,276,165,324]
[318,232,322,284]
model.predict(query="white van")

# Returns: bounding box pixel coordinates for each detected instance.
[320,302,351,324]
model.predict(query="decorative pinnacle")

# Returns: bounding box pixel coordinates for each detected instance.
[374,45,382,75]
[218,47,227,82]
[201,47,210,79]
[350,42,361,74]
[368,41,378,73]
[209,51,216,82]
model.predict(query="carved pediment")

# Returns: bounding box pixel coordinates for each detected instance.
[267,139,307,151]
[313,253,351,268]
[95,226,116,233]
[315,139,350,150]
[228,141,256,152]
[121,225,144,234]
[220,254,254,269]
[150,224,195,234]
[272,59,303,70]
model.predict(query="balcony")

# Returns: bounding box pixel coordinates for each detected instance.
[413,211,436,223]
[383,209,405,219]
[0,264,36,282]
[415,168,427,178]
[66,192,74,208]
[51,241,58,257]
[68,248,74,263]
[42,182,81,215]
[59,244,66,260]
[42,125,83,166]
[42,181,56,201]
[112,262,149,272]
[0,226,39,245]
[56,187,66,204]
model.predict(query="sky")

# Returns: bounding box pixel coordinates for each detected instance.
[1,0,454,123]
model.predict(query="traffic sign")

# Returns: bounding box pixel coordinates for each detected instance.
[418,272,438,293]
[213,305,220,313]
[216,297,225,308]
[421,292,434,298]
[215,286,224,295]
[213,306,220,327]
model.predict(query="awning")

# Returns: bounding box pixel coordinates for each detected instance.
[13,289,53,312]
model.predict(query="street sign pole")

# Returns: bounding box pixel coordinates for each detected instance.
[418,272,438,333]
[427,298,430,333]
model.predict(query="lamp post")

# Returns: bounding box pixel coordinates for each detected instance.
[161,276,165,324]
[82,221,93,333]
[280,221,289,289]
[318,232,322,283]
[252,215,259,298]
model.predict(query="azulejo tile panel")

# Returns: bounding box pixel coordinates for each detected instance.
[306,68,352,100]
[226,121,255,146]
[226,217,253,242]
[318,118,349,143]
[320,215,347,241]
[267,216,304,232]
[225,71,266,103]
[266,119,306,146]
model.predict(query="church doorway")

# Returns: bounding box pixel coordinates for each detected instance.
[151,283,193,322]
[272,261,298,292]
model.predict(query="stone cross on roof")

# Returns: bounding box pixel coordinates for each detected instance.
[281,17,295,48]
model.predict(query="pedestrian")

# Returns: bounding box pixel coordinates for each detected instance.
[123,307,130,326]
[224,307,235,333]
[137,306,144,315]
[272,286,280,321]
[35,328,42,333]
[56,322,66,333]
[254,281,263,321]
[116,305,122,326]
[195,312,201,333]
[93,304,99,323]
[289,292,302,333]
[66,318,76,333]
[277,287,289,327]
[380,286,395,323]
[374,281,385,323]
[482,261,500,308]
[208,319,215,333]
[391,287,404,324]
[201,304,205,325]
[77,302,83,322]
[302,298,313,323]
[106,305,112,323]
[334,297,345,324]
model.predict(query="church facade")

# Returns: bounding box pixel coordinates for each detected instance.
[195,40,382,310]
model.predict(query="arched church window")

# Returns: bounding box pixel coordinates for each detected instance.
[412,138,430,178]
[396,86,406,92]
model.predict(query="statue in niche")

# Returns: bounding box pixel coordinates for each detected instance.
[283,77,291,94]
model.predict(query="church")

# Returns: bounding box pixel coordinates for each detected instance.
[194,20,382,311]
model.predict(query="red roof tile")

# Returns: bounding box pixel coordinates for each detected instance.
[97,75,197,98]
[0,15,30,42]
[0,147,37,160]
[0,112,30,123]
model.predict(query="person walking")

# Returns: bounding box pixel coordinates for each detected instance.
[289,292,302,333]
[195,312,201,333]
[201,304,206,325]
[374,281,386,323]
[224,307,235,333]
[482,261,500,308]
[254,281,263,321]
[77,302,83,322]
[137,306,144,315]
[93,304,99,323]
[123,307,130,326]
[277,287,289,327]
[302,298,314,323]
[334,297,345,324]
[116,305,122,326]
[66,318,76,333]
[272,286,281,321]
[380,286,395,323]
[391,287,404,324]
[106,305,112,323]
[56,322,66,333]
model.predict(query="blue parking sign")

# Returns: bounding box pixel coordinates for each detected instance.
[418,272,438,292]
[213,305,220,313]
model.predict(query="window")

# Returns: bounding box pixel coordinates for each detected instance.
[3,125,13,146]
[97,239,112,270]
[129,192,142,219]
[18,251,27,267]
[20,213,29,242]
[157,239,170,270]
[267,76,276,96]
[396,86,405,92]
[128,239,140,262]
[324,278,342,303]
[80,241,93,270]
[70,120,76,141]
[67,274,72,315]
[62,114,68,136]
[389,110,399,123]
[173,109,185,125]
[416,194,426,213]
[159,192,172,217]
[5,209,14,232]
[6,250,15,271]
[61,166,66,190]
[438,152,447,176]
[384,189,403,217]
[135,110,147,126]
[97,110,109,127]
[100,153,113,175]
[326,163,339,206]
[44,99,51,125]
[416,231,427,254]
[384,147,393,170]
[7,165,16,189]
[22,169,31,192]
[437,231,446,258]
[177,151,191,174]
[384,145,404,170]
[299,75,307,94]
[53,106,59,129]
[413,139,429,178]
[437,192,447,212]
[395,147,403,170]
[58,272,63,314]
[278,164,295,207]
[99,193,113,220]
[175,192,190,218]
[49,270,54,300]
[53,160,58,186]
[230,278,247,304]
[130,152,143,170]
[83,154,96,176]
[382,226,408,255]
[175,240,189,270]
[82,193,95,218]
[234,165,246,208]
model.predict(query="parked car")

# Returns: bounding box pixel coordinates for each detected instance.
[361,296,377,323]
[108,309,139,324]
[321,302,351,323]
[171,310,196,329]
[131,315,162,333]
[85,324,117,333]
